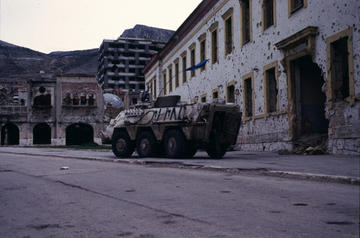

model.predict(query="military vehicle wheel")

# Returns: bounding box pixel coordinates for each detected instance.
[112,130,134,158]
[206,116,227,159]
[206,141,227,159]
[163,129,187,158]
[136,131,158,157]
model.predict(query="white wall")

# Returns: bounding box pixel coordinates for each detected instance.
[145,0,360,153]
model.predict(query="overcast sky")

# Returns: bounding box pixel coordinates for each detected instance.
[0,0,202,53]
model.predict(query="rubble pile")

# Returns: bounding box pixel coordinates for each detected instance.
[278,134,328,155]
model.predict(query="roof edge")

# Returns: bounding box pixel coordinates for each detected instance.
[143,0,220,74]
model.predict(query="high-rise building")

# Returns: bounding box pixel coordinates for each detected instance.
[97,25,174,107]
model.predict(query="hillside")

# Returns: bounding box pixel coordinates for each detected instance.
[0,25,173,80]
[120,24,174,42]
[0,41,98,79]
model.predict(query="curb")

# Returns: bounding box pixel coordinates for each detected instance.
[1,150,359,185]
[264,171,360,185]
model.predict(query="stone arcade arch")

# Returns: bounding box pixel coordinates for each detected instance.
[33,123,51,144]
[66,123,94,145]
[1,123,19,145]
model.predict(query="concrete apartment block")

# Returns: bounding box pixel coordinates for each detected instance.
[97,37,166,108]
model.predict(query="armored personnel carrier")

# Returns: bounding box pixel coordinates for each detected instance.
[102,95,241,159]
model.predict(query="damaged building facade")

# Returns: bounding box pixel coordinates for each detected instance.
[97,35,170,108]
[144,0,360,155]
[0,74,104,146]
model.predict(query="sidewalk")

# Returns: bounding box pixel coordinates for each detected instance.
[0,146,359,184]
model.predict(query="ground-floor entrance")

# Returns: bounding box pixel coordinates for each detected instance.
[290,55,329,150]
[1,123,19,145]
[66,123,94,145]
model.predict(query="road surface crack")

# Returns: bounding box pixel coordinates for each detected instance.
[55,180,211,226]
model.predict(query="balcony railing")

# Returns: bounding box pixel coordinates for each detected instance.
[0,106,27,115]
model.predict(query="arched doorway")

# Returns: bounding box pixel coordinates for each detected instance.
[1,123,19,145]
[33,123,51,144]
[66,123,94,145]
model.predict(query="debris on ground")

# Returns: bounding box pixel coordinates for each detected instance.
[278,133,328,155]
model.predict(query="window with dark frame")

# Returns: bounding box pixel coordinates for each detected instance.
[201,95,207,103]
[88,94,95,106]
[227,84,235,103]
[80,94,87,105]
[211,29,218,63]
[63,93,71,105]
[163,72,167,96]
[200,40,206,71]
[213,90,219,99]
[72,94,79,106]
[264,0,274,29]
[169,67,173,92]
[244,77,253,117]
[290,0,304,13]
[331,37,350,101]
[266,67,278,113]
[190,48,195,77]
[225,16,233,54]
[182,55,187,83]
[175,62,179,88]
[153,79,157,98]
[242,0,251,44]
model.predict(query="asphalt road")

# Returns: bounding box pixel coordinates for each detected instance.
[0,153,359,238]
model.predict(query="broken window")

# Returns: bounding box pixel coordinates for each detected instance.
[182,55,187,83]
[201,95,207,103]
[265,67,278,113]
[33,94,51,106]
[63,93,72,106]
[88,93,95,106]
[263,0,274,30]
[241,0,251,44]
[244,77,253,117]
[190,48,196,77]
[331,37,350,101]
[33,87,51,107]
[72,94,79,105]
[227,84,235,103]
[225,16,233,55]
[169,67,173,92]
[213,90,219,99]
[175,62,179,88]
[211,29,218,64]
[290,0,304,13]
[80,93,87,105]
